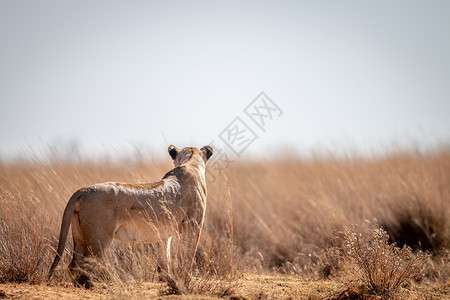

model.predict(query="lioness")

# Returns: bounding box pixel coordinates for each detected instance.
[47,145,213,288]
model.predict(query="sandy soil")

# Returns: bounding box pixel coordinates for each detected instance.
[0,274,448,299]
[0,274,339,300]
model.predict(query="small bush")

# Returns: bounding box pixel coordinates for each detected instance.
[0,218,46,283]
[343,225,428,298]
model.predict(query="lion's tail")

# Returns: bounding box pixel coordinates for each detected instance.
[47,190,83,281]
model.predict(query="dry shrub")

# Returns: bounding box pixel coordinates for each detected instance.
[0,186,52,283]
[343,225,429,298]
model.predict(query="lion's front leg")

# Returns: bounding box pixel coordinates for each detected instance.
[181,218,204,273]
[155,236,173,281]
[156,237,182,295]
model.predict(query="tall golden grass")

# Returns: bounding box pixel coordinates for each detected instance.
[0,147,448,294]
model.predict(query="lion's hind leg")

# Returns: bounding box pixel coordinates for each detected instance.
[70,238,113,288]
[69,210,115,289]
[69,213,92,288]
[69,240,92,288]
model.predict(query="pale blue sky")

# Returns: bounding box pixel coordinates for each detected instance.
[1,1,449,159]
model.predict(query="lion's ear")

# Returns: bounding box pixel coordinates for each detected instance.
[200,145,213,163]
[168,145,179,160]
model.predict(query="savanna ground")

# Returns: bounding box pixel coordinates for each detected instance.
[0,147,449,299]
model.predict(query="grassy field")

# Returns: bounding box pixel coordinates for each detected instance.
[0,147,449,299]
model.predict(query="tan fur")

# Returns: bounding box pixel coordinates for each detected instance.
[47,145,213,288]
[119,181,164,189]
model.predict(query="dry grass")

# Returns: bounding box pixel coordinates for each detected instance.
[0,147,449,298]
